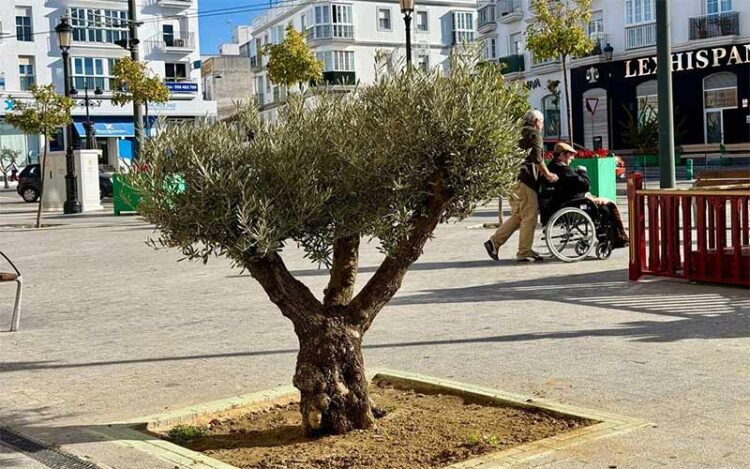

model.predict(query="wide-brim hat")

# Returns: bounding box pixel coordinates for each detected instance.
[554,142,577,154]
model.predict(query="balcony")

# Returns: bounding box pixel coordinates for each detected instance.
[158,0,193,8]
[497,0,522,24]
[689,12,740,40]
[149,31,195,54]
[497,54,525,74]
[583,32,609,57]
[625,22,656,50]
[306,24,355,42]
[478,4,496,32]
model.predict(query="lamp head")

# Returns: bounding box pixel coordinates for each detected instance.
[55,17,73,50]
[603,43,614,61]
[399,0,415,13]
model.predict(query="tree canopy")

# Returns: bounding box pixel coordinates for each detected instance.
[111,57,170,107]
[264,25,323,89]
[525,0,594,62]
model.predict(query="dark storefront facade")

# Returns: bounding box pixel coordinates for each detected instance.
[570,42,750,154]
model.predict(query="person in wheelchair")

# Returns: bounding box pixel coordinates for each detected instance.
[546,142,629,250]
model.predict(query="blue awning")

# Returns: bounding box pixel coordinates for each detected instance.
[74,122,135,138]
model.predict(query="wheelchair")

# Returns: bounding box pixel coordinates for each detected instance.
[538,185,615,263]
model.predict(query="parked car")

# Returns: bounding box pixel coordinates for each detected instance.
[543,139,626,179]
[16,164,113,203]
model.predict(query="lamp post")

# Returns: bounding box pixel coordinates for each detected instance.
[55,17,82,215]
[398,0,415,67]
[71,84,104,150]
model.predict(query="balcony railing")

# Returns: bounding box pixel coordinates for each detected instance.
[306,24,355,41]
[158,0,192,8]
[625,22,656,50]
[478,4,496,30]
[583,32,609,57]
[497,54,525,74]
[497,0,522,23]
[150,31,195,52]
[689,11,740,40]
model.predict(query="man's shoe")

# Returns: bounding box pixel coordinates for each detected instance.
[484,240,499,261]
[517,252,544,263]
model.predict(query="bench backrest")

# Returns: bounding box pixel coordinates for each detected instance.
[695,169,750,187]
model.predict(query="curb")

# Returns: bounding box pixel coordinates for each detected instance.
[83,369,651,469]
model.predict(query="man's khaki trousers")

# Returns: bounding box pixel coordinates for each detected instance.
[490,181,539,259]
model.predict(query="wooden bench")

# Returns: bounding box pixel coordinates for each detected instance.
[0,251,23,332]
[694,169,750,188]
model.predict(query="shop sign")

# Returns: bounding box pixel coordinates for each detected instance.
[166,82,198,93]
[525,78,541,89]
[624,43,750,79]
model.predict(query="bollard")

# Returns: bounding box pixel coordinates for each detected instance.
[685,159,694,180]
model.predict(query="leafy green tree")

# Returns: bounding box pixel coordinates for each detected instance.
[526,0,594,143]
[112,58,170,158]
[5,84,74,228]
[264,25,323,92]
[1,148,20,189]
[130,54,528,437]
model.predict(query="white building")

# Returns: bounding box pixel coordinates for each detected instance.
[0,0,216,168]
[239,0,478,120]
[478,0,750,154]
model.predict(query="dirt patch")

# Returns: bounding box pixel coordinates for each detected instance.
[166,381,594,468]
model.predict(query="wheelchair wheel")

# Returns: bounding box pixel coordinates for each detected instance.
[544,207,596,263]
[596,242,613,260]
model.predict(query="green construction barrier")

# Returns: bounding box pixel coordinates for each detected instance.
[574,156,617,201]
[113,174,185,216]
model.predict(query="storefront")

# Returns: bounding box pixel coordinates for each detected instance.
[570,42,750,153]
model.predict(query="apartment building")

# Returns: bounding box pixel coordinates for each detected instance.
[239,0,478,120]
[479,0,750,153]
[0,0,216,167]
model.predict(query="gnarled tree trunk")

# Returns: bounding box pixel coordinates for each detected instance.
[293,317,374,435]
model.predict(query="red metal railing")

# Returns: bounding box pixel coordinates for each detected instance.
[627,173,750,287]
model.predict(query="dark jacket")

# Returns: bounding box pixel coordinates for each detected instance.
[547,159,591,203]
[517,125,544,190]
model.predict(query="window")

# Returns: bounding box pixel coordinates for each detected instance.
[509,32,523,55]
[165,63,188,82]
[416,11,428,32]
[542,94,560,138]
[18,56,35,91]
[588,11,604,36]
[377,8,392,31]
[416,55,429,73]
[484,38,496,60]
[69,8,129,44]
[163,24,175,47]
[72,57,116,91]
[625,0,654,25]
[271,25,284,44]
[301,14,306,31]
[636,80,658,122]
[309,4,354,40]
[704,72,737,109]
[316,50,355,71]
[266,74,271,92]
[707,0,732,15]
[452,11,474,44]
[15,8,32,42]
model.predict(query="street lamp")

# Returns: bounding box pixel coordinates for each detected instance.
[603,43,614,61]
[398,0,415,67]
[55,16,82,215]
[71,84,104,150]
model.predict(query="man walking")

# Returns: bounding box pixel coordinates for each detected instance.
[484,110,558,263]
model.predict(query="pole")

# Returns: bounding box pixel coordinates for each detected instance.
[127,0,143,160]
[84,86,96,150]
[656,0,676,188]
[62,48,82,214]
[404,11,413,67]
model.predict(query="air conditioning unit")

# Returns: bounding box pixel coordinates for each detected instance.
[172,38,185,47]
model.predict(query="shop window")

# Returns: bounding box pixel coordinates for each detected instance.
[542,94,560,138]
[703,72,737,144]
[636,80,658,123]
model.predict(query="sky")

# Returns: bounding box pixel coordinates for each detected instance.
[199,0,265,55]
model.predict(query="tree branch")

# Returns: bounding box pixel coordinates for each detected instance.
[349,175,450,332]
[324,234,360,307]
[244,252,324,333]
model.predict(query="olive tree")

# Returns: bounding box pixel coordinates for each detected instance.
[131,55,528,436]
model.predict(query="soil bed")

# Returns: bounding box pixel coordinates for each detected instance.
[163,379,594,469]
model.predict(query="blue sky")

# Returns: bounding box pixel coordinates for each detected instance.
[199,0,262,55]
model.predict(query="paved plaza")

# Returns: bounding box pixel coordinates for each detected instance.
[0,188,748,468]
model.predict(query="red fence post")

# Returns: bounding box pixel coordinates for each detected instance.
[682,196,692,278]
[628,173,644,281]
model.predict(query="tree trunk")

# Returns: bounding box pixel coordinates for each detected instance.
[293,317,374,436]
[561,55,573,144]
